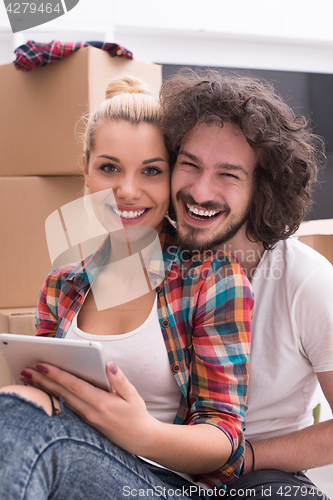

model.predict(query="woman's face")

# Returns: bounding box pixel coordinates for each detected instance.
[84,120,170,234]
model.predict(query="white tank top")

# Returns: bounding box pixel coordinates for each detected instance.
[67,294,210,489]
[66,295,181,424]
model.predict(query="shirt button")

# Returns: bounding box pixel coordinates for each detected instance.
[155,286,161,293]
[162,319,169,328]
[116,49,123,56]
[172,363,180,373]
[192,475,200,482]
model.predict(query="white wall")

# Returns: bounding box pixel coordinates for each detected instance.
[114,0,333,43]
[115,28,333,74]
[1,0,333,73]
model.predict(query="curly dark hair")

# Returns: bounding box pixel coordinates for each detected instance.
[160,69,325,249]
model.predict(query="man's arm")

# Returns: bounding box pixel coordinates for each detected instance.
[244,370,333,474]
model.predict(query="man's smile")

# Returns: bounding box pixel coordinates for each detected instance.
[181,200,225,227]
[186,203,222,221]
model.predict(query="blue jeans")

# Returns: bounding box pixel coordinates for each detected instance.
[0,393,211,500]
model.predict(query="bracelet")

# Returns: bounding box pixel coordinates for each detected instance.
[245,440,255,472]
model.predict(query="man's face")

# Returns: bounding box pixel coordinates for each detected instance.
[171,122,257,251]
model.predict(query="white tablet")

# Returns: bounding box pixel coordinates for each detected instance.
[0,334,111,391]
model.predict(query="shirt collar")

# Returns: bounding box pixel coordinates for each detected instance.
[67,236,111,292]
[66,218,179,292]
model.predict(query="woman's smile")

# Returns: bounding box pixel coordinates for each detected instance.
[106,204,152,226]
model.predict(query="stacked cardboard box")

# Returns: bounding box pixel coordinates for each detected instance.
[0,308,36,386]
[0,47,162,386]
[295,219,333,265]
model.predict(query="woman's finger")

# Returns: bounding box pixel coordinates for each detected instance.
[106,362,141,403]
[23,364,109,418]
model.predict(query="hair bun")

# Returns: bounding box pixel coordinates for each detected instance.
[105,75,152,100]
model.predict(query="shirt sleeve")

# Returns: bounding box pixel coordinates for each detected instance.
[295,266,333,372]
[35,272,62,337]
[185,253,254,486]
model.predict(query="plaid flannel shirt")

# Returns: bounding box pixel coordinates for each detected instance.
[36,219,254,488]
[14,40,133,72]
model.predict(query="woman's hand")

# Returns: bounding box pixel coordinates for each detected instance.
[21,363,233,475]
[21,362,160,456]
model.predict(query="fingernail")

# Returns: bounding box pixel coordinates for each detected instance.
[20,370,32,379]
[110,362,118,375]
[36,364,49,374]
[20,377,33,386]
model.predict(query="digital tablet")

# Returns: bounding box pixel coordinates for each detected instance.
[0,334,111,391]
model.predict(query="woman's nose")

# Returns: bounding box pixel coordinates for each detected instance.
[115,176,141,200]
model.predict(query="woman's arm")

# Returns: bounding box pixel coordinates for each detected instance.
[35,273,59,336]
[182,254,254,482]
[24,254,253,481]
[26,256,253,473]
[35,265,83,337]
[24,361,231,474]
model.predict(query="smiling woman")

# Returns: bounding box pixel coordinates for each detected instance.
[83,120,170,233]
[0,76,254,500]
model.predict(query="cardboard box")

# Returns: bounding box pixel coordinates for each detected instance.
[0,307,37,388]
[295,219,333,265]
[0,353,12,388]
[0,307,37,335]
[0,47,162,176]
[0,176,84,308]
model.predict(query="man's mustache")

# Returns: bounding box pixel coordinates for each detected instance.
[175,191,227,212]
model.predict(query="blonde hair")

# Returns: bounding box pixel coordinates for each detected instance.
[83,75,162,168]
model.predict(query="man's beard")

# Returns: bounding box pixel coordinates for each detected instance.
[172,192,250,252]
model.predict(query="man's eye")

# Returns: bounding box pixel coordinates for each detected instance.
[221,173,238,179]
[100,164,118,173]
[144,167,162,176]
[182,162,198,168]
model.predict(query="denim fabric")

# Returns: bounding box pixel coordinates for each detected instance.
[0,393,212,500]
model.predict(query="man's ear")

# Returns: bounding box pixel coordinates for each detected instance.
[82,155,89,188]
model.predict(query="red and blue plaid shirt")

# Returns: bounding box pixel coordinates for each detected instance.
[14,40,133,72]
[36,219,254,488]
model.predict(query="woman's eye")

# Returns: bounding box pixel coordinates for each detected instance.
[100,164,118,173]
[144,167,162,176]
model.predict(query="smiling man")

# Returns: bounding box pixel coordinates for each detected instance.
[171,121,257,252]
[160,71,333,500]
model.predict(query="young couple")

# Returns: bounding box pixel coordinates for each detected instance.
[0,71,332,500]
